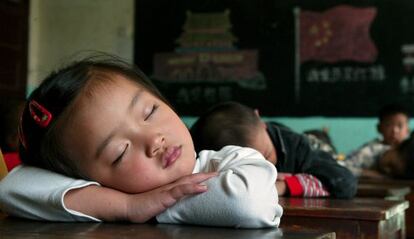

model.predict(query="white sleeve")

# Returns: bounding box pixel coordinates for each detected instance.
[156,146,283,228]
[0,165,100,222]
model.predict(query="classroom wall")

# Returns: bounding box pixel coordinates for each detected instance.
[28,0,135,93]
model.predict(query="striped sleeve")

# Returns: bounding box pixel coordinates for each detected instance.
[284,173,330,197]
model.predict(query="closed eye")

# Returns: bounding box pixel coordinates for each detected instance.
[144,104,158,121]
[113,144,129,165]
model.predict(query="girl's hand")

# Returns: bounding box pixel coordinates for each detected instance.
[275,173,291,195]
[126,172,217,223]
[275,180,287,196]
[277,173,292,180]
[64,172,217,223]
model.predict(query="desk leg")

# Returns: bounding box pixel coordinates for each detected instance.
[406,193,414,238]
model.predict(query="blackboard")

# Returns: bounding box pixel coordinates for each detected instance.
[134,0,414,116]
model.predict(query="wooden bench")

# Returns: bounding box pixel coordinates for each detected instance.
[279,197,408,239]
[0,213,335,239]
[359,178,414,238]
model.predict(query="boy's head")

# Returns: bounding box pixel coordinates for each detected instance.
[191,101,277,164]
[379,134,414,179]
[19,56,196,193]
[377,103,410,146]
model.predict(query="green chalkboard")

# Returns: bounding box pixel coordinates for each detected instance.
[135,0,414,116]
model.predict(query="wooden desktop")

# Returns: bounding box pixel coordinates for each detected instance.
[279,197,408,239]
[0,213,335,239]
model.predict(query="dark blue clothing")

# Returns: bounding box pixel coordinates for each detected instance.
[267,122,357,199]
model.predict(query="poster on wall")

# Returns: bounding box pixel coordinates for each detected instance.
[135,0,414,116]
[152,10,265,107]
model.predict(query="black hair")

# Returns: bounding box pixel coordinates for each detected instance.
[0,98,25,152]
[19,55,166,178]
[378,103,410,122]
[190,101,260,153]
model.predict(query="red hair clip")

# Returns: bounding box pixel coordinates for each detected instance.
[29,100,52,128]
[18,114,27,149]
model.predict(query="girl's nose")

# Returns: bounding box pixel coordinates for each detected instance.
[146,133,165,157]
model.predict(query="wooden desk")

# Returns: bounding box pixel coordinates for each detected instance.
[280,197,408,239]
[359,178,414,238]
[0,215,335,239]
[357,183,411,201]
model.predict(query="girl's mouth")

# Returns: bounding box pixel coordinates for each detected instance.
[163,146,182,168]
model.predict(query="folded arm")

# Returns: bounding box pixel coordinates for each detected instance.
[157,146,283,228]
[278,173,330,197]
[0,165,214,222]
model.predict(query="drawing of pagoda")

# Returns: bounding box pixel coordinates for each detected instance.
[176,10,237,52]
[153,9,265,91]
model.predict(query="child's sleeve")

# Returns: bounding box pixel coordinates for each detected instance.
[0,165,100,222]
[284,173,330,197]
[302,148,357,199]
[342,140,388,177]
[156,145,283,228]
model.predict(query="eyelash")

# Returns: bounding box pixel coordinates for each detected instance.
[113,144,129,165]
[144,104,158,121]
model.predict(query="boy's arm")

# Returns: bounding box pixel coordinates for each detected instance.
[280,173,330,197]
[278,128,356,198]
[302,148,357,199]
[0,165,215,222]
[156,146,283,228]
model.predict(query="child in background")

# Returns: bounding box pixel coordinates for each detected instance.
[342,103,410,178]
[190,101,357,199]
[378,132,414,179]
[0,57,282,228]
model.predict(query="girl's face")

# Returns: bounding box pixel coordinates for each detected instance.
[62,75,196,193]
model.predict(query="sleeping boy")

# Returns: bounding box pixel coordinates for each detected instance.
[190,101,357,198]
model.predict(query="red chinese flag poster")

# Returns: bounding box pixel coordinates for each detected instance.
[299,5,378,63]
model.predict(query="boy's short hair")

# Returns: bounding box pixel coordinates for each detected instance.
[378,103,410,122]
[190,101,260,153]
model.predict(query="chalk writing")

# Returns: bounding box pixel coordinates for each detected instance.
[176,85,233,104]
[306,65,386,83]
